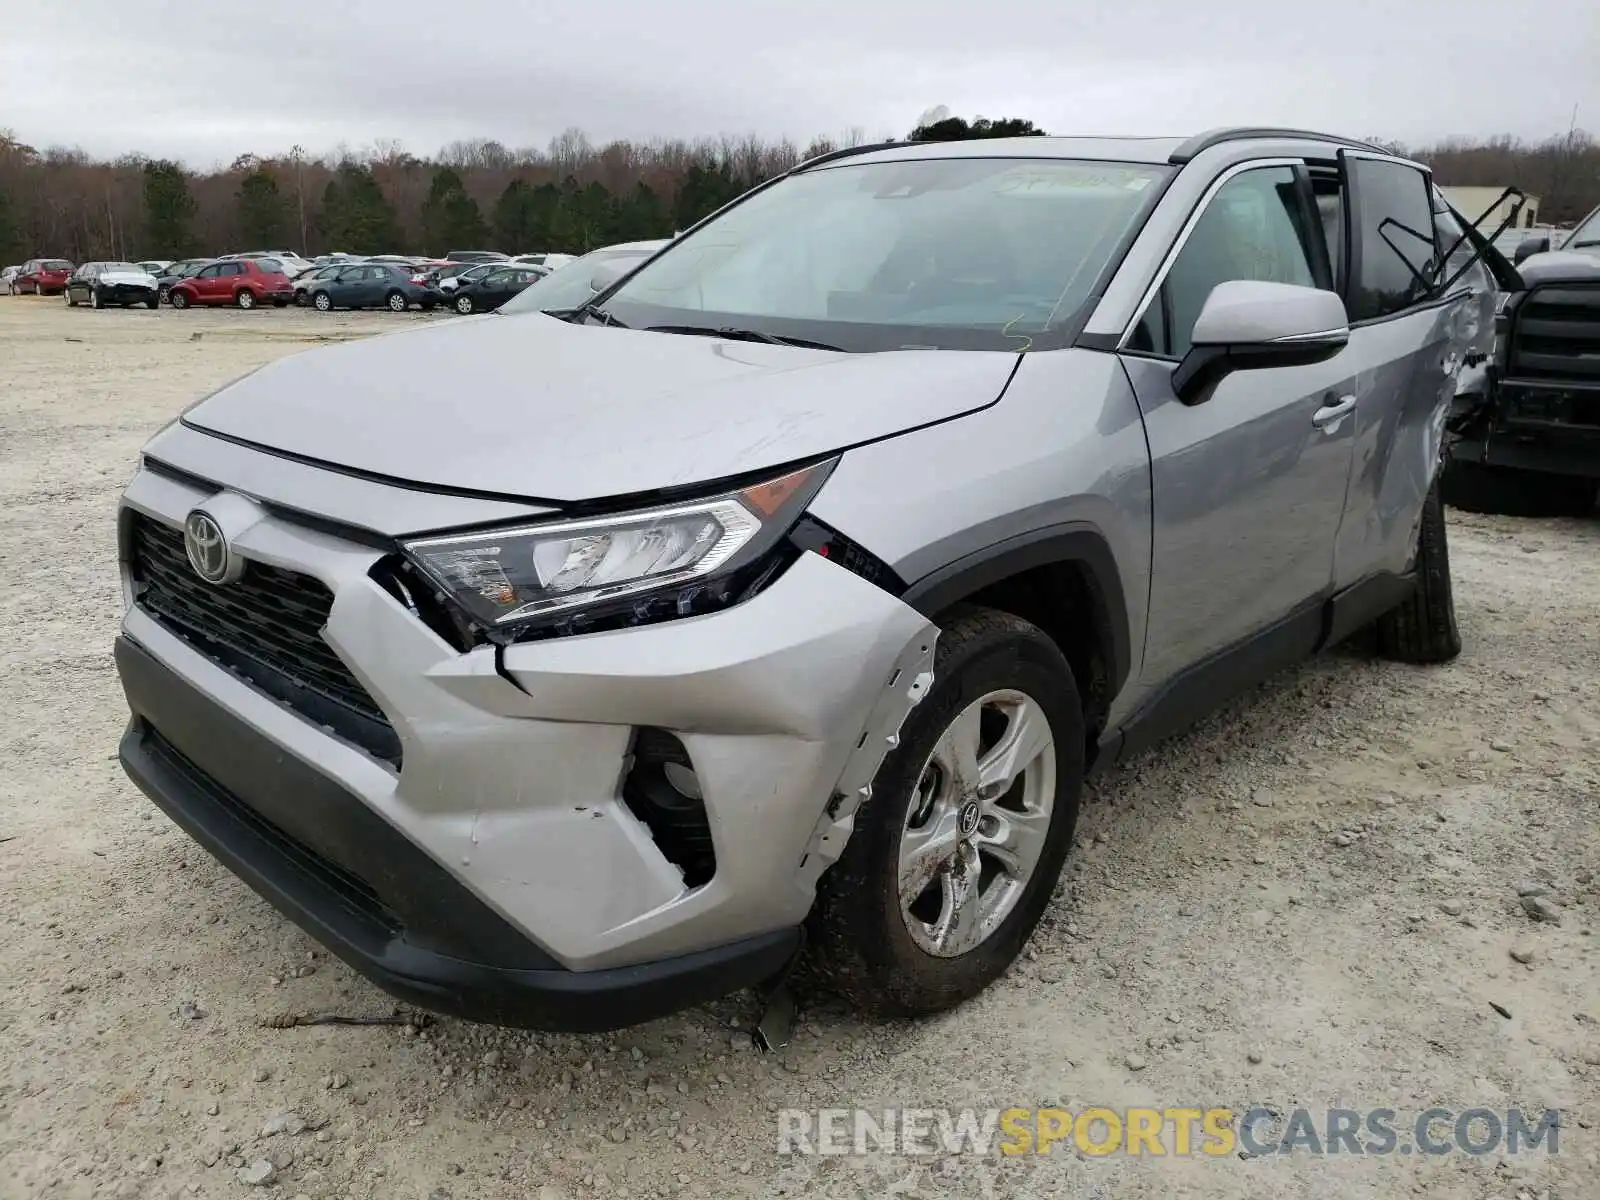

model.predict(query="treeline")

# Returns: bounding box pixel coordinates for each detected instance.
[0,119,1594,264]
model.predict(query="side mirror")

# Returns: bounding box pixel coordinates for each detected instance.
[588,262,625,294]
[1512,235,1550,265]
[1171,280,1350,405]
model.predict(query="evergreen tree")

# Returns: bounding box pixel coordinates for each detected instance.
[143,159,198,256]
[613,182,669,241]
[318,162,400,253]
[907,116,1046,142]
[236,167,288,247]
[673,160,742,230]
[0,187,20,262]
[420,166,489,252]
[493,179,563,251]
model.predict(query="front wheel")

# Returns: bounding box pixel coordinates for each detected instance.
[90,287,103,310]
[454,294,474,315]
[1376,479,1462,664]
[235,289,256,310]
[169,290,190,310]
[385,290,407,313]
[66,289,78,307]
[145,296,159,309]
[808,607,1084,1018]
[312,291,332,312]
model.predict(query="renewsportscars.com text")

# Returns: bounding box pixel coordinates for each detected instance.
[777,1106,1562,1158]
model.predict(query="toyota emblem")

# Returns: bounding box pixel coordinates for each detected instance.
[184,510,242,585]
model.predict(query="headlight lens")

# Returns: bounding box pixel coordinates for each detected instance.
[402,460,834,631]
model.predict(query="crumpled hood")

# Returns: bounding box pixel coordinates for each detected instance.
[183,313,1018,502]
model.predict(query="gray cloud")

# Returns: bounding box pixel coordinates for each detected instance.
[3,0,1595,166]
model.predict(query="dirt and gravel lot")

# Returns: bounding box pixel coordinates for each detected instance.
[0,294,1596,1200]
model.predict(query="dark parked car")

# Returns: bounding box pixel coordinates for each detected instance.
[156,259,214,301]
[16,258,75,295]
[445,250,509,264]
[167,259,293,309]
[291,263,353,305]
[449,264,543,313]
[65,262,161,309]
[306,263,441,312]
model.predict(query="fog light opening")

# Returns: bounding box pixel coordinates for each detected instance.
[623,729,716,888]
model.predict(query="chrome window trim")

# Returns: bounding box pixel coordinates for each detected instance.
[1116,157,1304,350]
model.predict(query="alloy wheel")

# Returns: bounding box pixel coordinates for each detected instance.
[898,688,1056,958]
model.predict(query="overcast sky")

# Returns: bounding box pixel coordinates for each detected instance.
[3,0,1596,167]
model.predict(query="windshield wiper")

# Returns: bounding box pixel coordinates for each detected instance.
[556,301,627,328]
[647,324,842,351]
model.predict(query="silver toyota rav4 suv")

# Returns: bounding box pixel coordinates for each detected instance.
[115,129,1481,1030]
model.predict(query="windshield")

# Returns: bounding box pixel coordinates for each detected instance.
[500,247,658,315]
[43,260,73,270]
[600,157,1168,351]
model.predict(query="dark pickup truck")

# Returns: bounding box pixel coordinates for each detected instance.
[1445,204,1600,517]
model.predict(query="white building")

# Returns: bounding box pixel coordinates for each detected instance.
[1439,186,1540,230]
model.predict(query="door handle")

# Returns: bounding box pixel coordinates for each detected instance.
[1312,394,1356,429]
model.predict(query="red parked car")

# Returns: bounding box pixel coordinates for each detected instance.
[167,259,293,310]
[17,258,75,295]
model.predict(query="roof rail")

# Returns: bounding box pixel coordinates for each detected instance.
[790,141,905,173]
[1168,128,1391,164]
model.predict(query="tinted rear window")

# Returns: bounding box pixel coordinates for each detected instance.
[44,260,73,270]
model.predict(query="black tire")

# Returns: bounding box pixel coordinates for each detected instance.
[1376,480,1462,664]
[454,294,474,315]
[312,291,332,312]
[145,297,159,309]
[807,606,1085,1018]
[90,287,103,310]
[169,290,190,310]
[385,290,407,312]
[66,289,78,308]
[235,289,256,310]
[1442,457,1597,518]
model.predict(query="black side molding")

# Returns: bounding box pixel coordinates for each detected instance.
[901,523,1132,701]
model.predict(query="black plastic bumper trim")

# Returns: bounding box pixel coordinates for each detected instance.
[115,635,801,1030]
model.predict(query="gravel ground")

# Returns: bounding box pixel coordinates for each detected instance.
[0,295,1596,1200]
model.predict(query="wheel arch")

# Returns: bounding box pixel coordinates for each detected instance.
[899,523,1131,749]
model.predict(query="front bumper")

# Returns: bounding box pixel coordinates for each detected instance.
[116,635,800,1030]
[115,443,935,1022]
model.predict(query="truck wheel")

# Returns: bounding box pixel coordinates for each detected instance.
[1376,480,1462,665]
[1442,458,1597,518]
[808,607,1084,1018]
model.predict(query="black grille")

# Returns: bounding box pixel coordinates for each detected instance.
[128,512,401,765]
[1509,284,1600,382]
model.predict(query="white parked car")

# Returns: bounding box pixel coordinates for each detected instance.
[1,265,20,294]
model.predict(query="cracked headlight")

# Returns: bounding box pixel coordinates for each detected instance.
[402,459,835,633]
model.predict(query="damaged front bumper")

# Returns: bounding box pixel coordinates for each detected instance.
[114,455,936,1028]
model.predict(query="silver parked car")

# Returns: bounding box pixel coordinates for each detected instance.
[114,129,1482,1030]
